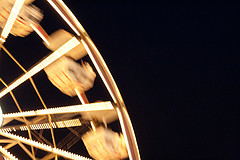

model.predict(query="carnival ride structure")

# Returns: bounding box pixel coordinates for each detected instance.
[0,0,140,159]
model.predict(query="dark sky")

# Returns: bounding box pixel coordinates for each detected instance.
[0,1,239,160]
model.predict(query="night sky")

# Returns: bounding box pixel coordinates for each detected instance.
[0,1,239,160]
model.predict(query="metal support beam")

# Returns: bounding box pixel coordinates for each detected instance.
[18,142,36,160]
[0,139,16,143]
[41,127,86,160]
[4,141,18,150]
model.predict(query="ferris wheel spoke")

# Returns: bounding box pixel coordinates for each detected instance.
[0,145,19,160]
[0,118,83,132]
[0,130,92,160]
[0,0,25,43]
[3,101,115,119]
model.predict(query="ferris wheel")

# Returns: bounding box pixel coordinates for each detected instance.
[0,0,140,159]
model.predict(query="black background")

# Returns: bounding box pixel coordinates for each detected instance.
[0,1,239,160]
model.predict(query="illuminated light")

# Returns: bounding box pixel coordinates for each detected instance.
[0,145,19,160]
[0,0,25,40]
[0,37,80,99]
[47,0,80,35]
[57,0,86,32]
[52,122,57,128]
[116,107,132,160]
[3,101,114,118]
[90,121,96,132]
[0,37,5,43]
[56,121,64,128]
[14,119,81,131]
[30,24,50,45]
[116,107,141,160]
[47,0,87,35]
[75,89,86,105]
[86,36,123,103]
[122,107,140,159]
[56,119,81,128]
[45,123,50,128]
[80,38,123,103]
[0,131,91,160]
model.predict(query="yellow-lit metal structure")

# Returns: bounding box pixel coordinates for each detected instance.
[0,0,140,159]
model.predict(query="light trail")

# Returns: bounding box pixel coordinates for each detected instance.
[30,24,50,45]
[47,0,85,36]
